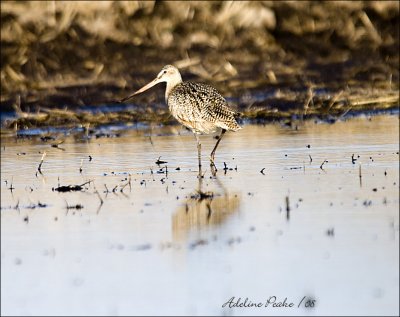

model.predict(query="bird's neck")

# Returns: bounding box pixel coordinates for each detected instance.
[165,74,183,102]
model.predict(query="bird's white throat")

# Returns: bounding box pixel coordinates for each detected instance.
[165,72,183,102]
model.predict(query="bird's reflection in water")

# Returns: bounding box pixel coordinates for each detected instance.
[172,175,241,241]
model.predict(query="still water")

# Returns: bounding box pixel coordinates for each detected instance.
[1,115,399,316]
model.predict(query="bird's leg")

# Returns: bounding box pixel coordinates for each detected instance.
[194,133,202,177]
[210,129,226,166]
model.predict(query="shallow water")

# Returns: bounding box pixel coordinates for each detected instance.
[1,115,399,316]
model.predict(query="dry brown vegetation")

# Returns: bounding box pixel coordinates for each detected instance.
[1,1,399,129]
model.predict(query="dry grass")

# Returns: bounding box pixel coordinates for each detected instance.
[1,1,399,128]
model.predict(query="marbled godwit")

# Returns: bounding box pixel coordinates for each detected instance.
[120,65,241,172]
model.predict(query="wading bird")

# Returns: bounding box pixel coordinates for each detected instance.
[120,65,241,174]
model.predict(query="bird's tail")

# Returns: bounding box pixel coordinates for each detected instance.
[222,119,242,132]
[232,111,242,131]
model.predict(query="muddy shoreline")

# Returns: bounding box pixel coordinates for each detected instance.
[1,1,399,129]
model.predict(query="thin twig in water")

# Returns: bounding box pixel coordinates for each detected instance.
[51,141,65,151]
[93,183,104,214]
[285,195,290,221]
[53,180,92,192]
[65,201,84,210]
[8,177,15,192]
[320,160,328,170]
[223,162,228,174]
[14,199,20,212]
[155,156,167,165]
[38,152,47,174]
[120,176,132,193]
[95,190,104,206]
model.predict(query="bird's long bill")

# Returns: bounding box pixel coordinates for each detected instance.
[119,77,160,103]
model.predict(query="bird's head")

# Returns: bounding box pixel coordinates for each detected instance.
[156,65,181,82]
[119,65,182,103]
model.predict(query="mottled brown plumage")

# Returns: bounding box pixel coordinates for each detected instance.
[120,65,242,173]
[168,81,241,134]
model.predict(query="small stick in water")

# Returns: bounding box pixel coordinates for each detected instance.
[359,163,362,187]
[53,180,92,192]
[120,175,132,193]
[95,190,104,205]
[38,152,47,174]
[93,183,104,214]
[8,177,15,192]
[51,142,65,151]
[65,201,84,210]
[320,160,328,170]
[79,159,83,173]
[155,156,167,165]
[285,195,290,221]
[13,199,20,212]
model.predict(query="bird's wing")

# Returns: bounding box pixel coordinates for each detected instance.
[169,82,241,131]
[190,83,241,131]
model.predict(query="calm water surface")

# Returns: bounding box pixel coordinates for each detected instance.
[1,115,399,316]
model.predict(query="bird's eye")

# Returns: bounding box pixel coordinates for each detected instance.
[163,70,167,74]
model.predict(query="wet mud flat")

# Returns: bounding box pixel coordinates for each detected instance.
[1,114,399,315]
